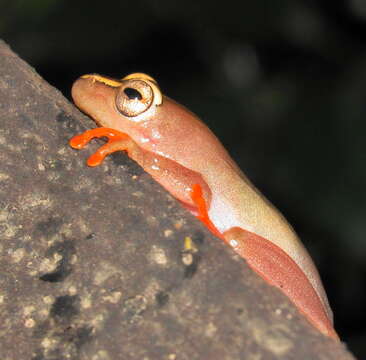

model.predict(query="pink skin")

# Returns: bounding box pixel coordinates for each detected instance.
[70,74,338,339]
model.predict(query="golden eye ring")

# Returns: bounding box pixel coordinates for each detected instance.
[115,79,154,117]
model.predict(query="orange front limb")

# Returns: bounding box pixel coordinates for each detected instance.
[190,184,223,239]
[71,130,222,239]
[69,127,130,166]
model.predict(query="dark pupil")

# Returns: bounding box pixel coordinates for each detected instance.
[124,87,142,100]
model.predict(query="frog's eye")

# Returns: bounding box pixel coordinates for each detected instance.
[116,80,154,117]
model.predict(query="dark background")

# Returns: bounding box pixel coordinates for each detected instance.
[2,0,366,357]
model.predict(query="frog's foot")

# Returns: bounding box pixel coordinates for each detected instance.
[190,184,223,239]
[70,127,132,166]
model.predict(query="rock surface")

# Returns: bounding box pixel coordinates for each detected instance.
[0,40,356,360]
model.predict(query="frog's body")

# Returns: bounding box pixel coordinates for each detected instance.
[70,73,337,339]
